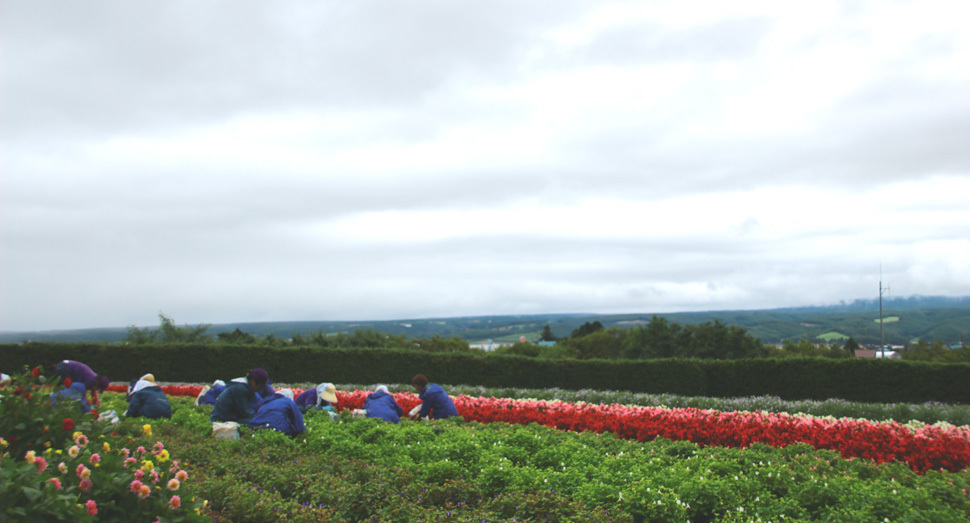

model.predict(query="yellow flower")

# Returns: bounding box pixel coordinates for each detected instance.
[72,432,81,440]
[141,460,154,472]
[102,442,110,453]
[24,450,36,464]
[55,450,62,455]
[157,449,170,463]
[142,424,152,436]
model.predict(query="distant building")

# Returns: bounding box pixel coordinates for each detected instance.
[854,349,900,359]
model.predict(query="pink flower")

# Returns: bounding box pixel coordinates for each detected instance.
[89,453,100,465]
[168,495,181,509]
[76,464,90,479]
[74,434,88,448]
[85,499,98,516]
[138,484,151,499]
[134,469,144,480]
[129,479,143,493]
[34,457,48,473]
[124,457,136,469]
[121,447,130,459]
[79,478,93,492]
[151,469,160,484]
[169,460,180,473]
[47,478,62,490]
[136,446,147,455]
[167,478,180,491]
[153,441,164,454]
[175,470,188,482]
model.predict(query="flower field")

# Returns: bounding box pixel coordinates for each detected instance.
[3,369,969,521]
[109,383,970,473]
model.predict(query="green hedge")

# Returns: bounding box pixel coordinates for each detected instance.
[2,343,968,403]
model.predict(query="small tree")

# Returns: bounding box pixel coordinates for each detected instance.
[540,325,557,342]
[124,313,211,344]
[570,321,604,339]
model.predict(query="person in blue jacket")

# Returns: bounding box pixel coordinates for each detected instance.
[248,388,306,436]
[197,380,227,406]
[409,374,458,420]
[51,382,91,414]
[210,368,268,425]
[363,385,403,423]
[125,376,172,419]
[231,376,275,410]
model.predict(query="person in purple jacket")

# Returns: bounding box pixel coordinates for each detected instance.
[294,382,338,414]
[409,374,458,420]
[53,360,109,409]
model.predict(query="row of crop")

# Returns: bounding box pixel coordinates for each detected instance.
[335,382,970,426]
[5,342,970,403]
[100,393,970,523]
[115,383,970,472]
[110,381,970,427]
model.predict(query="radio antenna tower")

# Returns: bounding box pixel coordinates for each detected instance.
[879,265,890,356]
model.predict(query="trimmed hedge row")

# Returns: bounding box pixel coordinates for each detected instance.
[2,342,968,404]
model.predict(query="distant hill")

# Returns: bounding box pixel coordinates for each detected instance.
[2,295,968,346]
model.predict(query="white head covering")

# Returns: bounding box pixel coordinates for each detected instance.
[231,377,247,384]
[213,379,226,387]
[316,382,338,405]
[375,384,389,394]
[277,388,294,400]
[130,378,156,394]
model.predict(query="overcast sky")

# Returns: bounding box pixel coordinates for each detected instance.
[2,0,968,332]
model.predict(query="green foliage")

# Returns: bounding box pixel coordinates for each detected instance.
[569,328,626,359]
[540,324,558,341]
[216,328,257,344]
[769,339,853,359]
[494,341,541,357]
[900,339,970,362]
[570,321,604,338]
[126,314,212,344]
[151,398,970,522]
[410,334,473,353]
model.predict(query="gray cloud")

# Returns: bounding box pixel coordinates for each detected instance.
[2,1,968,331]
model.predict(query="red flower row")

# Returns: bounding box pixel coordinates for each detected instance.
[105,384,970,472]
[336,391,970,473]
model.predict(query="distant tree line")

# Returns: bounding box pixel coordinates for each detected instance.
[900,339,970,363]
[125,314,473,353]
[126,313,968,362]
